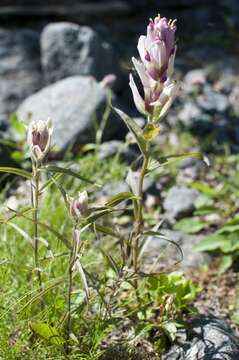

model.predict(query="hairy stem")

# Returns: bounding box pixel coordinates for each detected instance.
[66,238,74,353]
[32,165,42,289]
[132,147,149,274]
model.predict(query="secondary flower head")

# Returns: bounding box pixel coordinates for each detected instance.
[129,15,179,121]
[68,191,89,220]
[27,118,53,162]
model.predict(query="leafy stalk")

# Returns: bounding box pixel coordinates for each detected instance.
[32,163,42,289]
[132,147,149,273]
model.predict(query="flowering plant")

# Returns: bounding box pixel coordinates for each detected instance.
[0,13,205,357]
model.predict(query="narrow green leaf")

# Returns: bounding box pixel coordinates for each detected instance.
[94,223,121,239]
[143,230,183,263]
[12,211,71,249]
[100,248,119,274]
[42,165,99,186]
[75,260,89,301]
[0,167,32,179]
[113,107,146,154]
[105,192,137,207]
[30,322,64,346]
[85,209,112,224]
[152,153,207,169]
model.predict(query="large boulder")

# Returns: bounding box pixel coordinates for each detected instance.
[16,76,124,153]
[41,22,118,84]
[0,28,42,124]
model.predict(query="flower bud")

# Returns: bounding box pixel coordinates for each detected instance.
[27,118,53,163]
[68,191,89,220]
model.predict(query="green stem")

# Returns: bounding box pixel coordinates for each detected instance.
[132,146,149,274]
[66,248,73,353]
[66,226,76,353]
[32,164,42,289]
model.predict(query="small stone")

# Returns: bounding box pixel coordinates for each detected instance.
[183,68,207,93]
[197,86,229,113]
[98,141,138,163]
[163,186,200,219]
[178,158,207,181]
[178,102,202,127]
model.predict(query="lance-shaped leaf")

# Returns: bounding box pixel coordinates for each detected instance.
[41,165,100,186]
[8,209,71,249]
[30,322,64,346]
[106,192,138,207]
[94,223,122,239]
[0,167,32,179]
[100,248,119,274]
[74,260,89,301]
[85,209,112,224]
[142,230,183,263]
[113,107,147,155]
[149,153,208,171]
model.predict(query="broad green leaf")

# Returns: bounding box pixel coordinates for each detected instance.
[190,182,219,197]
[174,217,208,234]
[105,192,137,207]
[218,255,233,274]
[113,107,146,154]
[0,167,32,179]
[194,194,214,209]
[30,322,64,346]
[142,123,159,141]
[162,321,178,342]
[42,165,99,186]
[218,224,239,234]
[194,234,226,252]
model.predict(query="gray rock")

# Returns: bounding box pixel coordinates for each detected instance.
[178,102,203,127]
[183,68,207,93]
[98,141,138,163]
[178,102,213,136]
[95,181,130,199]
[163,315,239,360]
[142,229,211,269]
[163,186,200,219]
[178,158,207,181]
[41,22,117,84]
[17,76,124,153]
[0,28,42,123]
[197,86,229,114]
